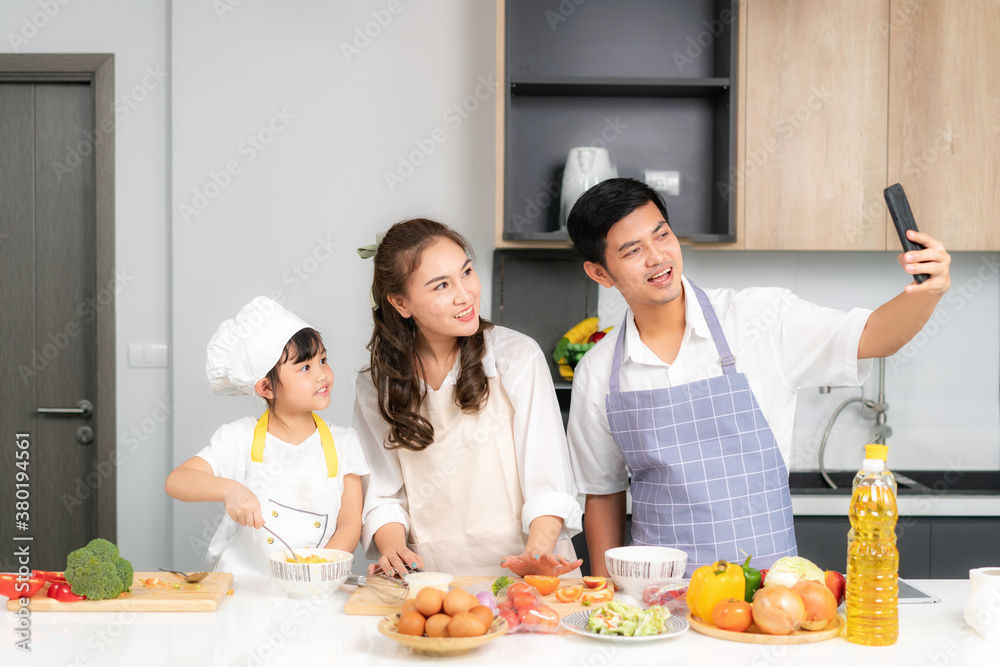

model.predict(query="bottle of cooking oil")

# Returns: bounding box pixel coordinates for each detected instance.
[847,444,896,553]
[846,444,899,646]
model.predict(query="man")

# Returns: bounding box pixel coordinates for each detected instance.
[565,178,951,575]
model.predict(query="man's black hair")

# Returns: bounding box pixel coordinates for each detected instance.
[566,177,670,267]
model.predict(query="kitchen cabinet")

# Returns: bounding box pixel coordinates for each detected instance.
[739,0,1000,251]
[794,515,1000,579]
[495,0,740,247]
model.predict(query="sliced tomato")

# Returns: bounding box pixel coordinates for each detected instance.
[523,575,559,596]
[580,588,614,607]
[554,584,583,603]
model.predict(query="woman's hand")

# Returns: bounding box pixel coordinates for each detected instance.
[371,544,424,580]
[500,550,582,577]
[222,482,264,529]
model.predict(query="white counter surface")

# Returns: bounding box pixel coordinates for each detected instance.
[3,578,995,667]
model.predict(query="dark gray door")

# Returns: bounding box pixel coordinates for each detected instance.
[1,82,99,570]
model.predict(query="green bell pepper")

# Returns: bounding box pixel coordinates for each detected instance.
[741,553,762,603]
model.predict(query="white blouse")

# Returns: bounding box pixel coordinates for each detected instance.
[568,276,873,496]
[354,325,583,559]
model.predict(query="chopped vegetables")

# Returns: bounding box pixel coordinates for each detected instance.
[587,601,670,637]
[47,582,85,602]
[0,574,45,600]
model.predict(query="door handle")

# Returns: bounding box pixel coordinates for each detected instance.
[37,399,93,419]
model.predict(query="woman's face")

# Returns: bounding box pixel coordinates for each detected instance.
[388,237,481,343]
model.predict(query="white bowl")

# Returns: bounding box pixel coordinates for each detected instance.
[404,571,453,598]
[268,548,353,599]
[604,546,687,598]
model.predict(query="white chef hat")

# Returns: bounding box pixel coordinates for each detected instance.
[205,296,313,397]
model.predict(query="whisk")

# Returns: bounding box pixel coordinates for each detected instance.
[346,570,409,603]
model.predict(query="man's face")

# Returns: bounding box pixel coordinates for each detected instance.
[583,200,684,308]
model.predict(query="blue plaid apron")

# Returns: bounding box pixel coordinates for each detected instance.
[605,281,797,574]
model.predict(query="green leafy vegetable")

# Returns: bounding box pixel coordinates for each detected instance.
[64,538,134,600]
[586,600,670,637]
[491,576,514,596]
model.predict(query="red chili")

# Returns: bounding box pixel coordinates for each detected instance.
[32,570,67,584]
[47,582,86,602]
[0,574,46,600]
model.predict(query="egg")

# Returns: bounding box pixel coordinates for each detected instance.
[447,611,488,638]
[401,599,418,616]
[424,613,452,638]
[469,605,494,628]
[397,610,426,637]
[415,587,445,617]
[443,588,476,616]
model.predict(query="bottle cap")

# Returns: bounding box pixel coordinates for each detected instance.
[864,444,889,462]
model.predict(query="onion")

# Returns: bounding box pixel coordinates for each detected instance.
[751,585,806,635]
[475,590,498,615]
[791,580,838,631]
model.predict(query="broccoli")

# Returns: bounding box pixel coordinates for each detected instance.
[491,576,514,596]
[64,538,134,600]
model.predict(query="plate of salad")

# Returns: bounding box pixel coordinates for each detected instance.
[560,601,689,643]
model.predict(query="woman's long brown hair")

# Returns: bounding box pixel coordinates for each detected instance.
[366,219,493,451]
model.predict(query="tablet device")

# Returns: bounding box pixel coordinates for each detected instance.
[898,577,941,604]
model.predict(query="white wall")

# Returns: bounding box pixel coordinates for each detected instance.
[1,0,173,571]
[169,0,497,570]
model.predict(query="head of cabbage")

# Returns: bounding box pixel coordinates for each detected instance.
[763,556,825,588]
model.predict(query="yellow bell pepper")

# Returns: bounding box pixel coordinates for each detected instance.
[686,560,746,622]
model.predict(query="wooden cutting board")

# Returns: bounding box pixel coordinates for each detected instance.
[6,572,234,612]
[344,576,609,618]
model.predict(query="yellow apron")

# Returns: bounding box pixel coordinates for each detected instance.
[209,411,341,575]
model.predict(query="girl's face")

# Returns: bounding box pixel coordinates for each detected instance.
[269,346,334,415]
[388,237,482,344]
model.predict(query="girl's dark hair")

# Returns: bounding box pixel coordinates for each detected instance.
[566,177,670,266]
[366,218,493,451]
[262,327,324,410]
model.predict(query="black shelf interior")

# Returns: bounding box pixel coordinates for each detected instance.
[503,0,738,244]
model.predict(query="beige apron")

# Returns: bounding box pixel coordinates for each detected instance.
[397,377,576,575]
[209,412,341,575]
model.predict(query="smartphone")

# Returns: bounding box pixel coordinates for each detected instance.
[883,183,930,284]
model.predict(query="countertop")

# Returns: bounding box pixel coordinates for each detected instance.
[3,578,995,666]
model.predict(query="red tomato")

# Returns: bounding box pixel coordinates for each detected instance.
[711,598,753,633]
[499,607,519,628]
[554,585,583,603]
[509,590,539,611]
[505,582,533,597]
[519,607,560,633]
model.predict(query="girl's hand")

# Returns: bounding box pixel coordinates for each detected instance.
[371,545,424,580]
[898,230,951,296]
[223,482,264,529]
[500,550,582,577]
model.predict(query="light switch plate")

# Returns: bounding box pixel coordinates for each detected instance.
[128,344,168,368]
[644,170,680,196]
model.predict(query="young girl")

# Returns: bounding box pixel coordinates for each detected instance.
[355,219,582,577]
[166,297,368,575]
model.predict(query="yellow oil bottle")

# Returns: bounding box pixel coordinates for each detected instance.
[846,444,899,646]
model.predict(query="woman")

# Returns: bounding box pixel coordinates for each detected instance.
[355,219,582,577]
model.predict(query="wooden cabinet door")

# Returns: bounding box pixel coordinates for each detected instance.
[743,0,890,250]
[887,0,1000,251]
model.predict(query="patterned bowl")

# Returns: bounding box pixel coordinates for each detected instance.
[268,548,353,599]
[604,546,687,598]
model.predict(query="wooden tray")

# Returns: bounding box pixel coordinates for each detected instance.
[686,612,845,644]
[345,576,609,618]
[6,572,234,612]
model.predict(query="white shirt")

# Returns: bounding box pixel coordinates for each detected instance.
[354,325,583,559]
[568,276,872,495]
[197,417,370,506]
